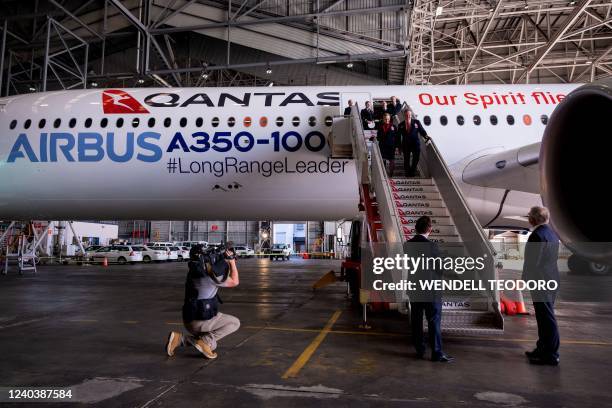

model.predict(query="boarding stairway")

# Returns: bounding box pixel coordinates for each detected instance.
[330,103,503,335]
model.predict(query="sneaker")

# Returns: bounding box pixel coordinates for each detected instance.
[166,331,183,357]
[194,339,217,359]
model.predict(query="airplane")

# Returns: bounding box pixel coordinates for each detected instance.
[0,80,610,273]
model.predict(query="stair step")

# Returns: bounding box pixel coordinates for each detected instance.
[394,204,449,217]
[389,178,434,186]
[391,191,441,201]
[390,185,439,193]
[392,199,445,209]
[403,234,461,243]
[402,225,458,235]
[399,215,453,226]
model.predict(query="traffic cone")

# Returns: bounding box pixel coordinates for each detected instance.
[103,257,108,267]
[515,290,529,315]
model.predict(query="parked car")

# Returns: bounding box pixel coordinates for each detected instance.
[270,243,291,261]
[132,245,168,263]
[172,246,189,261]
[92,245,143,265]
[145,241,175,248]
[151,246,179,261]
[234,246,255,258]
[75,245,103,261]
[177,241,208,249]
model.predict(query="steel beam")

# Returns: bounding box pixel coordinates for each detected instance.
[515,0,593,83]
[149,4,406,34]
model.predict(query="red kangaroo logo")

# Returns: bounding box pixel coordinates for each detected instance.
[102,90,149,114]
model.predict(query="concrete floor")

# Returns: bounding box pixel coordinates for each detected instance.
[0,258,611,407]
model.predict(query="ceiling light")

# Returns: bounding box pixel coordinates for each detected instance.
[91,82,98,88]
[265,67,272,74]
[137,78,145,84]
[346,62,354,68]
[201,72,209,79]
[29,87,36,92]
[435,6,443,16]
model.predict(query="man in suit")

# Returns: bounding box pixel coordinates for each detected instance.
[398,109,429,177]
[390,96,402,115]
[523,206,561,366]
[407,216,454,363]
[343,99,354,116]
[360,100,375,129]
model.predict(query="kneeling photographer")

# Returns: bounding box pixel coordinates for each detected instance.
[165,243,240,359]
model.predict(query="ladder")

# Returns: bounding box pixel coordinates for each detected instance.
[331,104,504,334]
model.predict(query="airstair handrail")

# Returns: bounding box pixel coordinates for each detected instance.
[349,104,370,185]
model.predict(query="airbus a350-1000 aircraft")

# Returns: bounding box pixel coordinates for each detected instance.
[0,80,610,271]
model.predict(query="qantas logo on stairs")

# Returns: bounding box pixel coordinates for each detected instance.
[102,90,149,114]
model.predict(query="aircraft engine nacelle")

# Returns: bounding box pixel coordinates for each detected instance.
[540,78,612,264]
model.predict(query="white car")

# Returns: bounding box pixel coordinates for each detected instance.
[172,246,189,261]
[270,244,292,261]
[234,246,255,258]
[75,245,103,261]
[132,245,169,263]
[151,246,179,261]
[145,241,174,248]
[92,245,143,264]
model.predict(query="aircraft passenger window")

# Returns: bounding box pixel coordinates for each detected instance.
[308,116,316,127]
[180,117,187,127]
[53,118,61,128]
[490,115,498,125]
[324,116,333,127]
[100,118,108,128]
[38,119,46,128]
[9,119,17,129]
[24,119,31,129]
[440,115,448,126]
[541,114,548,125]
[116,118,124,128]
[506,115,515,125]
[423,115,431,126]
[276,116,284,127]
[148,117,156,127]
[85,118,92,128]
[473,115,481,125]
[260,117,268,127]
[132,118,140,128]
[164,118,171,127]
[228,117,236,127]
[212,117,220,127]
[292,116,300,127]
[195,117,203,127]
[69,118,77,128]
[244,117,252,127]
[456,115,465,126]
[523,114,532,125]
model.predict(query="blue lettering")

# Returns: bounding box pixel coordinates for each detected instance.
[107,132,134,162]
[137,132,162,162]
[40,133,48,162]
[78,133,104,162]
[7,133,39,163]
[50,133,75,162]
[167,131,190,152]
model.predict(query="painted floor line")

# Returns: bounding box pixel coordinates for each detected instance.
[282,310,342,379]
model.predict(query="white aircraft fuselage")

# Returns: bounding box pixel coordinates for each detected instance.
[0,84,580,226]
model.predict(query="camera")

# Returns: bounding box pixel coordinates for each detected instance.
[189,242,235,284]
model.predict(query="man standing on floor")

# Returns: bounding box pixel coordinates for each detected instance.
[523,206,561,366]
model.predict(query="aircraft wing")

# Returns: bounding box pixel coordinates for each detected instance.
[460,142,540,194]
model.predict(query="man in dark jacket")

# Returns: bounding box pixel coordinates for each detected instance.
[343,99,354,115]
[398,110,429,177]
[361,100,376,129]
[390,96,402,115]
[407,216,454,363]
[523,206,561,365]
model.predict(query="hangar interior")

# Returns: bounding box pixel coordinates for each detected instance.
[1,1,612,407]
